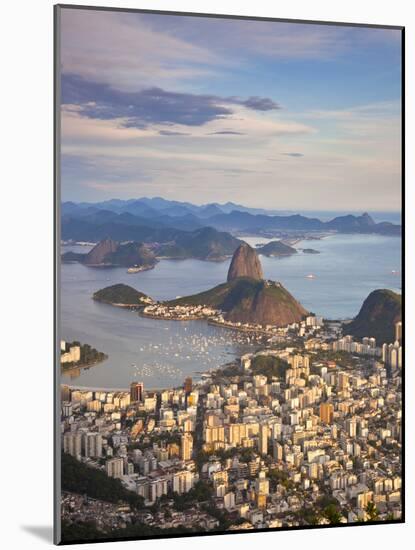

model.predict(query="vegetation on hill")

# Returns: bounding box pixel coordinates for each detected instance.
[257,240,297,257]
[346,289,402,344]
[302,248,320,254]
[61,453,144,509]
[61,341,107,370]
[106,241,157,267]
[93,284,152,307]
[168,276,307,327]
[61,520,199,543]
[61,239,157,268]
[251,354,290,380]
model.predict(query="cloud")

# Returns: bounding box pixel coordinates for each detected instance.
[281,152,304,157]
[207,131,246,135]
[62,74,280,128]
[238,97,280,111]
[60,9,223,91]
[158,130,191,136]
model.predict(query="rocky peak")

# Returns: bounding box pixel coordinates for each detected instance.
[227,242,264,282]
[84,238,119,265]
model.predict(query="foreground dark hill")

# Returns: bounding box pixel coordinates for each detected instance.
[169,243,308,327]
[227,243,264,281]
[346,289,402,344]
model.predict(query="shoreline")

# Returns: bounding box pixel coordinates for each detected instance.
[61,356,108,374]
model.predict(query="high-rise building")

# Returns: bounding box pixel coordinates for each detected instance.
[180,433,193,461]
[228,423,247,446]
[184,377,193,394]
[63,432,82,458]
[395,321,402,343]
[173,470,195,494]
[320,402,334,424]
[106,457,124,478]
[61,385,71,402]
[272,441,283,461]
[130,381,144,402]
[255,470,270,496]
[84,433,103,458]
[346,417,357,438]
[258,424,269,456]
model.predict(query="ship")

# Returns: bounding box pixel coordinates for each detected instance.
[127,265,143,274]
[305,273,316,279]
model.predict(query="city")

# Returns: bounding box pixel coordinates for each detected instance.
[60,317,402,539]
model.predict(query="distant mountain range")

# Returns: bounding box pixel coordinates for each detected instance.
[62,228,242,263]
[62,197,401,241]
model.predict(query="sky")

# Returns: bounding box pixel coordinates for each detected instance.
[59,8,402,212]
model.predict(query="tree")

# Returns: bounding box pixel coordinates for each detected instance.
[365,501,380,522]
[323,504,342,524]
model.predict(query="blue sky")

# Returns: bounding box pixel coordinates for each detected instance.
[60,8,402,211]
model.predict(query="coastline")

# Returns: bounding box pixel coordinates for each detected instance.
[61,355,108,374]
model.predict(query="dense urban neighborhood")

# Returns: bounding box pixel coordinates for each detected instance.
[61,314,402,541]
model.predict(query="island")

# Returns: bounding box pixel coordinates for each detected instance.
[256,240,297,257]
[93,284,154,308]
[60,340,108,372]
[302,248,320,254]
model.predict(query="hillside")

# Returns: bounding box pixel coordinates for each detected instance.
[257,240,297,257]
[62,239,157,268]
[168,277,307,327]
[84,238,118,265]
[62,453,143,509]
[93,284,153,307]
[167,243,307,326]
[157,226,241,261]
[345,289,402,344]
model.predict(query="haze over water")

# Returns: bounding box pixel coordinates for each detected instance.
[60,233,401,389]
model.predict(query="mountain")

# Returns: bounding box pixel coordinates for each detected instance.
[207,210,400,235]
[257,241,297,257]
[168,244,308,327]
[84,238,118,265]
[93,284,153,307]
[157,227,241,261]
[227,243,264,281]
[208,211,324,232]
[62,239,157,268]
[62,228,241,263]
[169,277,307,327]
[105,242,157,267]
[345,289,402,344]
[62,199,401,239]
[326,212,376,231]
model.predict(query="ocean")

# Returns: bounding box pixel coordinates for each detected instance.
[60,233,401,389]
